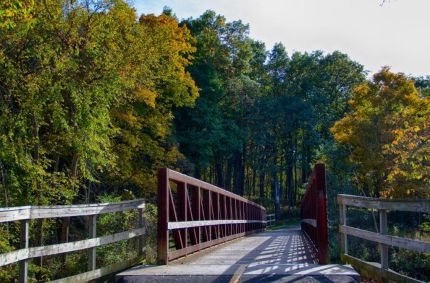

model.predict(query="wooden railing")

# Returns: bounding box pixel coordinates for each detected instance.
[157,168,266,264]
[300,163,329,264]
[338,194,430,283]
[266,213,276,226]
[0,199,145,283]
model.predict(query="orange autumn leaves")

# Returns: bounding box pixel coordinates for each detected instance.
[331,68,430,198]
[0,0,199,204]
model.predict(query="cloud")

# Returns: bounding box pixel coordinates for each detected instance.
[133,0,430,76]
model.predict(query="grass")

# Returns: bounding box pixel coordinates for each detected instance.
[267,218,301,231]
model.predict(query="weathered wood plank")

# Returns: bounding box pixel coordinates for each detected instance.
[338,194,429,282]
[341,254,422,283]
[0,227,145,266]
[339,225,430,253]
[167,220,266,230]
[117,228,356,283]
[0,207,31,222]
[138,208,145,257]
[19,219,29,283]
[48,256,142,283]
[0,200,145,223]
[266,214,275,226]
[0,248,29,267]
[379,210,388,270]
[87,215,97,271]
[337,194,430,212]
[339,204,348,255]
[168,228,265,261]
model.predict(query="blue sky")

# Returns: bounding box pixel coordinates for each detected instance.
[133,0,430,77]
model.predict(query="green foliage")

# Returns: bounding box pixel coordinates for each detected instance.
[332,68,430,198]
[0,0,34,29]
[0,1,197,281]
[175,11,253,173]
[174,11,365,209]
[414,76,430,98]
[96,195,137,267]
[391,249,430,281]
[0,0,198,207]
[1,2,429,281]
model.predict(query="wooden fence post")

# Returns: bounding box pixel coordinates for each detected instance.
[379,209,388,272]
[339,204,348,257]
[88,215,96,271]
[20,219,29,283]
[138,207,145,257]
[157,168,169,264]
[0,200,147,282]
[337,194,430,282]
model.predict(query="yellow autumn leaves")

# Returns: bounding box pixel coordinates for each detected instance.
[331,67,430,198]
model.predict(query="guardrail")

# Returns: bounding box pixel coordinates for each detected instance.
[157,168,266,264]
[0,199,145,283]
[300,163,329,264]
[338,194,430,282]
[266,214,275,226]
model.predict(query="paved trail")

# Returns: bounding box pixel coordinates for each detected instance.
[117,227,359,282]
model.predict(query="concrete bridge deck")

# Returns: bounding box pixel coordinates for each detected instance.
[116,227,359,283]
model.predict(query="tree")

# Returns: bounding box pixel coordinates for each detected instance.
[331,67,430,198]
[0,1,199,279]
[385,89,430,198]
[413,76,430,98]
[107,11,198,199]
[175,11,261,196]
[0,0,34,29]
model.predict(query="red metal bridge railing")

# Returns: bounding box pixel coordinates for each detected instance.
[157,168,266,264]
[300,163,329,264]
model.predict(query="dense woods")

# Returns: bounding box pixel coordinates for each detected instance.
[0,1,429,281]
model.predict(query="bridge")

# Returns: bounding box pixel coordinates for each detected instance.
[0,164,429,282]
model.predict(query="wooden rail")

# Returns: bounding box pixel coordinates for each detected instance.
[157,168,266,264]
[0,199,145,283]
[266,213,275,226]
[300,163,329,264]
[338,194,430,283]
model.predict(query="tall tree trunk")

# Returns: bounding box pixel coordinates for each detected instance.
[209,166,213,183]
[242,144,247,195]
[60,217,70,265]
[259,171,265,200]
[293,136,298,206]
[301,137,307,184]
[273,173,280,220]
[60,153,78,265]
[301,162,307,184]
[293,160,297,206]
[194,167,201,179]
[215,161,223,188]
[301,142,311,183]
[279,156,283,201]
[0,163,8,208]
[35,220,44,280]
[225,158,233,191]
[286,155,293,207]
[251,167,256,197]
[232,150,244,196]
[31,114,45,279]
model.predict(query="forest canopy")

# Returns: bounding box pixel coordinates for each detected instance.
[0,0,428,210]
[1,1,429,281]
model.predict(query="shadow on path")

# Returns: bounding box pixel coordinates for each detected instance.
[116,227,359,283]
